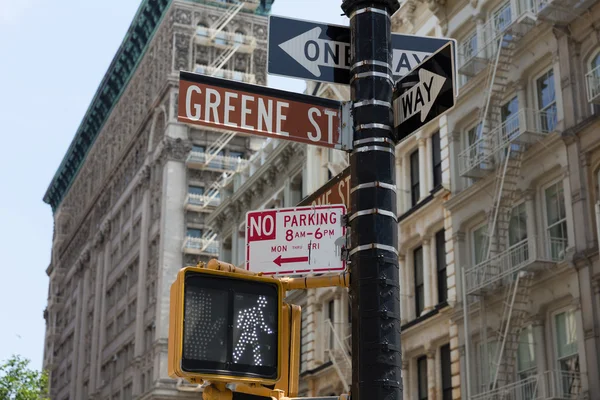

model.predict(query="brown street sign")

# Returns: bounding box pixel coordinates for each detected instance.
[178,71,350,149]
[297,167,350,210]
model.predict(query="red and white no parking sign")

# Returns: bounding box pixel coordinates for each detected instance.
[245,205,346,276]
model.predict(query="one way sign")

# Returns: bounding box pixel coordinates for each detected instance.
[268,15,456,85]
[393,42,455,142]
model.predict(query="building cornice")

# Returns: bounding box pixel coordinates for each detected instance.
[43,0,274,214]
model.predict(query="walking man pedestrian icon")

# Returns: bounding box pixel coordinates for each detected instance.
[233,295,274,366]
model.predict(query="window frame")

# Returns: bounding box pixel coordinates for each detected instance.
[410,149,420,207]
[471,222,489,266]
[417,355,428,400]
[535,68,557,132]
[440,344,452,400]
[542,179,568,260]
[435,229,447,304]
[432,131,442,189]
[414,246,425,316]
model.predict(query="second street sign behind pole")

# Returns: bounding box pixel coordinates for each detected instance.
[268,15,455,85]
[178,71,351,149]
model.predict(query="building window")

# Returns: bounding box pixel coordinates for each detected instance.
[555,310,579,372]
[545,181,568,260]
[537,69,557,132]
[436,229,447,303]
[410,150,420,206]
[517,325,537,381]
[192,145,205,154]
[493,1,512,35]
[414,246,424,316]
[432,132,442,189]
[509,203,528,246]
[461,30,478,63]
[327,299,335,350]
[417,355,428,400]
[479,340,498,391]
[501,96,519,143]
[187,228,203,238]
[209,150,225,169]
[189,186,204,196]
[472,224,489,265]
[230,150,244,159]
[441,344,452,400]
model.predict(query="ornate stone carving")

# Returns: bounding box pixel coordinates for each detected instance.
[163,138,192,163]
[174,32,191,72]
[174,9,192,25]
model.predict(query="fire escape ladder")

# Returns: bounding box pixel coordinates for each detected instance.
[325,319,352,393]
[210,1,245,38]
[199,229,218,253]
[491,272,534,390]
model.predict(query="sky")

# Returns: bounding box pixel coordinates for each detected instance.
[0,0,347,371]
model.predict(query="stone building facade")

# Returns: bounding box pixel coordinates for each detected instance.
[42,0,273,399]
[209,1,600,400]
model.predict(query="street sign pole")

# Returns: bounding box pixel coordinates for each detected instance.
[341,0,402,399]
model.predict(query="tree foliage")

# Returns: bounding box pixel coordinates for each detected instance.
[0,355,49,400]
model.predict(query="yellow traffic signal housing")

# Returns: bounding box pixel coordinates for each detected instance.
[168,267,284,385]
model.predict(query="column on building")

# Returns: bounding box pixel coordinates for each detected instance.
[333,291,342,351]
[75,262,91,399]
[422,238,433,313]
[396,154,404,213]
[89,227,108,393]
[133,175,151,396]
[532,316,547,375]
[427,348,436,400]
[425,134,433,193]
[418,137,428,201]
[401,360,410,400]
[406,250,415,321]
[524,190,537,259]
[399,254,408,324]
[402,154,411,214]
[475,14,485,57]
[155,134,188,380]
[70,271,84,398]
[430,232,439,306]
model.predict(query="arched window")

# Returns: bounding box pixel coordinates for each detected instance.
[588,50,600,108]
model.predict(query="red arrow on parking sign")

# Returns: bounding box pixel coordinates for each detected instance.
[273,255,309,267]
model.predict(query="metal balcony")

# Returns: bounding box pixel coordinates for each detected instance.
[464,236,564,295]
[459,0,537,78]
[471,370,582,400]
[536,0,594,24]
[586,65,600,104]
[458,38,492,77]
[459,108,554,179]
[186,151,248,172]
[184,193,220,212]
[459,138,495,178]
[196,27,256,53]
[182,237,219,256]
[495,108,556,148]
[194,64,256,84]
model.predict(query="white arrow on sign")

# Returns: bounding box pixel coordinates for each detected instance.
[394,68,446,126]
[279,27,432,78]
[278,27,349,77]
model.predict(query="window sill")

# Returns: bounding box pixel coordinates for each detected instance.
[401,301,449,331]
[398,186,445,223]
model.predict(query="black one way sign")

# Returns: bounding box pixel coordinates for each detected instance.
[268,15,456,85]
[394,42,455,142]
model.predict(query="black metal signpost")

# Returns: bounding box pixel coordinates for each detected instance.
[340,1,402,399]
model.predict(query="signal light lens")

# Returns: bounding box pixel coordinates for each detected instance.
[173,268,281,382]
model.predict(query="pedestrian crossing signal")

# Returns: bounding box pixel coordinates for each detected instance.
[168,267,283,384]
